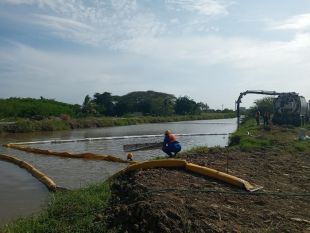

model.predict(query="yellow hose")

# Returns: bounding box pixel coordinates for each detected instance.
[185,163,262,192]
[3,144,262,192]
[4,143,133,164]
[110,159,262,192]
[0,153,57,191]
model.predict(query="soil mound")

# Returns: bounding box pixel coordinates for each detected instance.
[105,150,309,233]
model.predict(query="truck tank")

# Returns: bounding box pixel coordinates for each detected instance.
[272,93,308,126]
[308,100,310,121]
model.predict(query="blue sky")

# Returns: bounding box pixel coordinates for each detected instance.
[0,0,310,109]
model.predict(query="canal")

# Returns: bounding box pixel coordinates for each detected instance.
[0,118,237,224]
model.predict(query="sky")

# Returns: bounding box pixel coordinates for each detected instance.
[0,0,310,109]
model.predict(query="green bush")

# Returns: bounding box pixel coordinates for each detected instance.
[41,120,70,131]
[12,120,41,133]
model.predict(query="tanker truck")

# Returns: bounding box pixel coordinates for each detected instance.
[236,90,309,128]
[272,93,308,126]
[308,100,310,122]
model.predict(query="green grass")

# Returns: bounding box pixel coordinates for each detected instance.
[185,146,209,154]
[2,182,112,233]
[229,118,310,153]
[229,119,274,152]
[291,140,310,152]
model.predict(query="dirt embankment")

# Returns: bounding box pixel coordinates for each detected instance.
[105,128,310,233]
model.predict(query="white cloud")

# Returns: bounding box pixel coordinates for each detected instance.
[1,32,309,108]
[2,0,165,46]
[0,43,177,104]
[1,1,309,107]
[118,32,310,68]
[271,13,310,31]
[166,0,233,16]
[116,32,310,104]
[2,0,34,4]
[1,0,229,46]
[33,14,99,45]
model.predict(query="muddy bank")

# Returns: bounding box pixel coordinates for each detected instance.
[105,145,310,232]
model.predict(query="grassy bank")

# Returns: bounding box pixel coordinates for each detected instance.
[0,112,235,133]
[2,182,112,233]
[229,119,310,153]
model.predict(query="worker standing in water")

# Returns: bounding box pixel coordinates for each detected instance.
[162,130,181,157]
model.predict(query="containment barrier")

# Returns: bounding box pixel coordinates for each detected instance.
[4,133,229,146]
[110,159,262,192]
[185,163,262,192]
[4,143,134,164]
[0,153,57,191]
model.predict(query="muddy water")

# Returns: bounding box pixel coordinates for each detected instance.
[0,118,237,224]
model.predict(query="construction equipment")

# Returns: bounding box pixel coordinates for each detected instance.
[236,90,309,127]
[273,93,308,126]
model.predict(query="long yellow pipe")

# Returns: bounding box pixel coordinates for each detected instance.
[4,144,262,192]
[4,143,134,164]
[111,159,262,192]
[0,153,57,191]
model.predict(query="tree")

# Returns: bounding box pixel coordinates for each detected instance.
[175,96,199,115]
[197,102,209,112]
[247,97,274,117]
[93,92,115,116]
[115,91,176,116]
[81,95,96,115]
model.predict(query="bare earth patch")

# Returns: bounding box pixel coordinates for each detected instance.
[105,127,310,233]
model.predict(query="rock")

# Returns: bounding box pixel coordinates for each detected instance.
[210,204,219,209]
[290,218,310,224]
[94,213,104,222]
[225,199,237,205]
[133,224,139,230]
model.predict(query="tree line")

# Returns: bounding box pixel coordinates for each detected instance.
[81,91,214,117]
[0,91,234,119]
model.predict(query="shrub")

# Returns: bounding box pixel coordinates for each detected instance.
[41,120,70,131]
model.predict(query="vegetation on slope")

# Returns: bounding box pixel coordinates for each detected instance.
[2,182,112,233]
